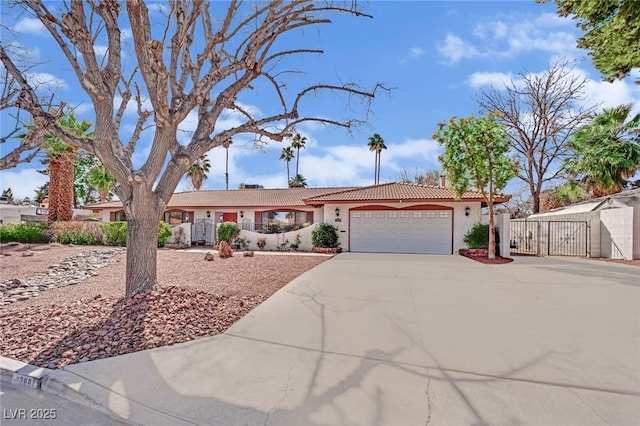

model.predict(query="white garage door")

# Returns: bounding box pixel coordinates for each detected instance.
[350,210,452,254]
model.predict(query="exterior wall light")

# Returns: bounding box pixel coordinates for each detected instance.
[465,206,470,217]
[240,210,244,218]
[206,210,211,218]
[335,207,340,217]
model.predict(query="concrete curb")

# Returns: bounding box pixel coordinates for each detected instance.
[0,356,191,425]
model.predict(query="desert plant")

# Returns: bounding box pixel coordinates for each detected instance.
[312,223,340,248]
[102,221,128,246]
[103,221,172,247]
[217,222,240,243]
[0,222,49,243]
[234,236,250,250]
[257,237,267,250]
[157,222,172,247]
[49,221,103,245]
[289,233,301,251]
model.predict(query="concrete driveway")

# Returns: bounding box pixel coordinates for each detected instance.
[53,254,640,425]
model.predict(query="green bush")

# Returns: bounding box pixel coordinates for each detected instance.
[312,223,340,248]
[102,221,172,247]
[102,221,128,246]
[49,221,103,245]
[463,223,489,249]
[0,222,49,243]
[217,222,240,243]
[463,222,500,253]
[157,222,172,247]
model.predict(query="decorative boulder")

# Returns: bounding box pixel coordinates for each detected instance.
[22,250,34,257]
[243,251,254,257]
[218,241,234,258]
[204,252,214,261]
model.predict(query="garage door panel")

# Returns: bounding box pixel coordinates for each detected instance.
[350,209,452,254]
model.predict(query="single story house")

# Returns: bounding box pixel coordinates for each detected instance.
[88,182,509,254]
[524,188,640,260]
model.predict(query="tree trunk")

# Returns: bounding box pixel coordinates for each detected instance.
[532,191,541,214]
[286,162,290,183]
[225,148,230,190]
[47,158,61,223]
[124,203,161,295]
[47,152,74,222]
[488,202,496,259]
[58,150,75,221]
[377,151,381,185]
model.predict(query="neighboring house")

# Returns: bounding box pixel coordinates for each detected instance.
[88,182,509,254]
[0,205,94,224]
[524,188,640,260]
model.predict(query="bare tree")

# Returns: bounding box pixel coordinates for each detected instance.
[1,0,384,295]
[398,167,442,186]
[476,60,596,213]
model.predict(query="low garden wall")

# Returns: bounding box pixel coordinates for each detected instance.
[238,223,318,252]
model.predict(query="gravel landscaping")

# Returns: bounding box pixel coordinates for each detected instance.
[0,243,328,369]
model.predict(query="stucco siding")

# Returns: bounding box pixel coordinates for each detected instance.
[600,207,634,259]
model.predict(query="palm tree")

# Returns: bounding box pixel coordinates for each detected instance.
[288,173,308,188]
[291,133,306,176]
[564,104,640,196]
[223,137,233,190]
[33,114,92,222]
[367,133,387,184]
[279,146,295,183]
[187,154,212,191]
[87,163,117,201]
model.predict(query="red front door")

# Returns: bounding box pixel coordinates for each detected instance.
[222,212,238,223]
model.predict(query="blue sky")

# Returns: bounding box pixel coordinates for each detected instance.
[1,1,639,201]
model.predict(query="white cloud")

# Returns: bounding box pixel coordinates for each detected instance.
[467,72,514,89]
[26,73,68,90]
[439,13,577,63]
[410,47,425,57]
[0,168,48,200]
[437,34,482,64]
[473,21,508,40]
[12,18,46,35]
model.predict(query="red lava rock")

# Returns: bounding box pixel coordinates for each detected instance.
[218,242,234,258]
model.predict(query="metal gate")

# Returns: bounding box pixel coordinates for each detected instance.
[192,219,215,245]
[510,220,589,257]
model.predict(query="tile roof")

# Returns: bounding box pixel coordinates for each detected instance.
[88,182,509,210]
[88,187,357,210]
[303,182,508,203]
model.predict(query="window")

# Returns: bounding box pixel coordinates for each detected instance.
[112,211,127,221]
[439,211,449,218]
[164,211,189,224]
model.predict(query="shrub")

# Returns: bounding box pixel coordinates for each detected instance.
[0,222,49,243]
[312,223,339,248]
[49,221,103,245]
[234,236,250,250]
[217,222,240,243]
[289,233,301,251]
[157,222,172,247]
[103,221,172,247]
[102,222,128,246]
[463,222,500,254]
[257,237,267,250]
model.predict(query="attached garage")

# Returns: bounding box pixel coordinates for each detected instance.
[303,182,510,254]
[350,207,453,254]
